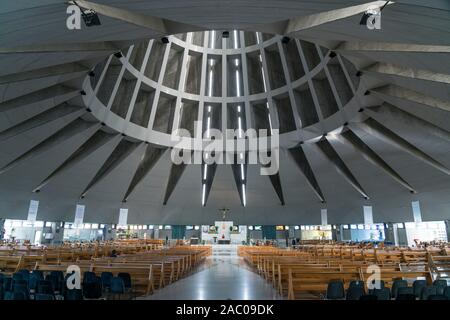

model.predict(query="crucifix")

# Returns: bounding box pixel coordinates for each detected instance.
[218,207,230,221]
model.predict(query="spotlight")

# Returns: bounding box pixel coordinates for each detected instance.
[343,122,349,126]
[281,36,290,44]
[121,133,127,137]
[73,1,101,27]
[364,90,371,96]
[88,71,95,77]
[161,37,169,44]
[329,51,337,58]
[222,31,230,38]
[114,52,123,58]
[358,108,364,113]
[86,108,92,112]
[101,122,106,126]
[34,189,41,193]
[80,90,86,96]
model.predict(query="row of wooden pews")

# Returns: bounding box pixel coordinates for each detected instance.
[0,241,211,297]
[240,244,448,299]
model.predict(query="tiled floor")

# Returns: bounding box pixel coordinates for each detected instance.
[140,255,283,300]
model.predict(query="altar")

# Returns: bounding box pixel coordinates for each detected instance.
[201,221,247,245]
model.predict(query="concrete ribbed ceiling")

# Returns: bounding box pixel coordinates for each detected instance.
[0,0,449,225]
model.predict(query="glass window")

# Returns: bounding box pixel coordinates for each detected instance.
[91,223,99,229]
[350,224,357,230]
[194,225,200,230]
[148,225,154,230]
[164,225,172,230]
[45,222,52,227]
[100,224,105,229]
[84,223,91,229]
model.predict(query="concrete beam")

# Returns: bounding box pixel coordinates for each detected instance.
[73,0,203,34]
[0,117,96,175]
[80,138,141,198]
[316,138,369,199]
[122,145,166,202]
[0,41,120,54]
[33,130,117,192]
[357,117,450,175]
[0,62,90,85]
[288,146,325,203]
[364,62,450,85]
[163,159,189,205]
[370,84,450,112]
[335,128,416,193]
[0,104,84,142]
[366,103,450,142]
[284,1,392,34]
[336,41,450,54]
[0,84,80,113]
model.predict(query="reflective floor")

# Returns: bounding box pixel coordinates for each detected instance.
[140,254,283,300]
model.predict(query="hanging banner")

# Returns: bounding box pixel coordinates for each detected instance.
[118,208,128,226]
[27,200,39,222]
[363,206,373,225]
[412,201,422,223]
[74,204,85,225]
[321,209,327,226]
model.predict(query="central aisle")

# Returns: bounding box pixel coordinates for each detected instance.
[140,248,282,300]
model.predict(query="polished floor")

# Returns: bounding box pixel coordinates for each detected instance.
[140,247,282,300]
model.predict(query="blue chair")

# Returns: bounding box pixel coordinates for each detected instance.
[372,287,391,300]
[348,280,365,289]
[101,272,114,291]
[118,273,132,291]
[32,270,44,279]
[397,286,414,296]
[428,295,448,300]
[47,272,64,293]
[83,271,97,284]
[83,277,102,299]
[12,273,24,282]
[346,286,365,300]
[326,280,345,300]
[4,291,27,300]
[29,272,44,292]
[3,277,12,291]
[433,279,447,295]
[109,277,125,300]
[444,286,450,300]
[37,279,54,295]
[413,280,427,298]
[35,293,55,300]
[65,289,83,300]
[396,293,416,300]
[421,286,437,300]
[391,279,408,298]
[359,294,377,300]
[13,279,29,298]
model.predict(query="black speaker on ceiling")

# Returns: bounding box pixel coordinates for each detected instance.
[161,37,169,44]
[281,36,290,44]
[222,31,230,38]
